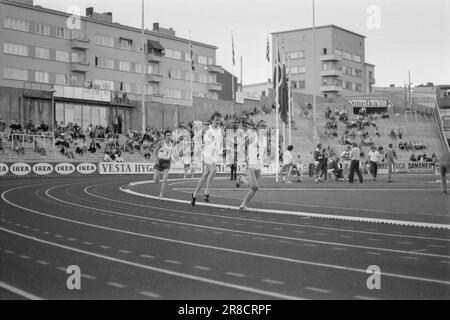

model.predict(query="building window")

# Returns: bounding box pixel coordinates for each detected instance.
[148,63,158,75]
[35,47,50,60]
[4,17,29,32]
[198,55,208,65]
[56,27,69,39]
[135,64,143,74]
[3,42,28,56]
[323,48,327,54]
[354,69,362,78]
[119,38,133,50]
[342,51,352,60]
[288,51,305,59]
[352,54,362,63]
[208,57,213,65]
[147,84,158,95]
[96,57,115,69]
[166,88,182,99]
[168,69,182,79]
[93,79,114,91]
[197,73,208,83]
[119,82,132,92]
[119,61,131,72]
[56,50,70,62]
[35,71,49,83]
[290,66,306,74]
[165,49,182,60]
[354,83,362,92]
[94,34,115,47]
[35,23,50,36]
[3,67,28,81]
[344,81,352,90]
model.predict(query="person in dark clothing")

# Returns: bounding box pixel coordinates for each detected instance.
[349,143,363,183]
[118,114,123,134]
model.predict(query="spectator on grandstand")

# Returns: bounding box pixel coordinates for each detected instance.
[410,153,417,162]
[118,114,123,134]
[13,136,25,155]
[39,121,49,132]
[33,140,46,155]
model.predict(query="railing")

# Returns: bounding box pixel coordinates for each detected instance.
[432,99,450,152]
[10,134,55,150]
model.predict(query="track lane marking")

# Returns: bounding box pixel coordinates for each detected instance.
[0,282,44,300]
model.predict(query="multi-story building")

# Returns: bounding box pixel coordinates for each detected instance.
[271,25,375,100]
[0,0,224,129]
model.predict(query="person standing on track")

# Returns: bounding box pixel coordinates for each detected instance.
[153,130,174,201]
[348,143,363,183]
[191,111,223,206]
[236,122,267,211]
[385,143,397,182]
[368,145,381,181]
[439,151,450,195]
[281,145,294,184]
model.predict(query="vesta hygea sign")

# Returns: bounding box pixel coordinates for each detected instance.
[76,163,97,174]
[54,163,76,175]
[10,163,31,176]
[0,163,9,176]
[32,163,54,175]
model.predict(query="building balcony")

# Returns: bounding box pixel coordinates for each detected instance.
[207,82,223,92]
[319,85,343,92]
[147,53,164,63]
[70,61,90,73]
[320,70,342,77]
[206,65,223,73]
[147,73,163,83]
[71,38,91,50]
[319,54,342,61]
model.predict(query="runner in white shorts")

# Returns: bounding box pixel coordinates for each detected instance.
[191,111,223,206]
[153,130,173,201]
[237,122,267,212]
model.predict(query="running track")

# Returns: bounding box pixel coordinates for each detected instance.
[0,175,449,300]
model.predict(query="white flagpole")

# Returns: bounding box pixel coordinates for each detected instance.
[312,0,317,146]
[287,52,292,146]
[275,36,280,183]
[281,42,286,153]
[141,0,146,133]
[231,31,235,102]
[189,31,194,121]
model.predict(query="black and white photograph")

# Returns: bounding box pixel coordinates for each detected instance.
[0,0,449,305]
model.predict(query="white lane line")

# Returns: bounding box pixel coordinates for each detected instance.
[354,295,380,300]
[225,272,245,278]
[56,267,66,272]
[100,245,111,249]
[401,256,420,261]
[0,228,302,300]
[119,250,131,254]
[365,251,381,256]
[0,282,44,300]
[140,291,161,299]
[262,279,284,285]
[82,241,92,245]
[88,184,450,241]
[5,192,450,286]
[44,186,450,259]
[193,266,211,271]
[54,234,63,238]
[164,260,181,265]
[428,244,446,249]
[140,254,155,259]
[43,232,50,235]
[67,238,77,242]
[439,261,450,264]
[304,287,331,294]
[81,274,96,280]
[19,254,31,259]
[107,282,127,289]
[5,250,15,254]
[32,228,40,232]
[126,186,449,229]
[36,260,50,265]
[332,247,348,251]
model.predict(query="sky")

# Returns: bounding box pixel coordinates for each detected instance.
[35,0,450,87]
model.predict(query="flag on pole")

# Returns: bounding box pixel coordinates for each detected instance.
[190,41,195,71]
[273,47,288,124]
[232,33,235,66]
[266,36,270,62]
